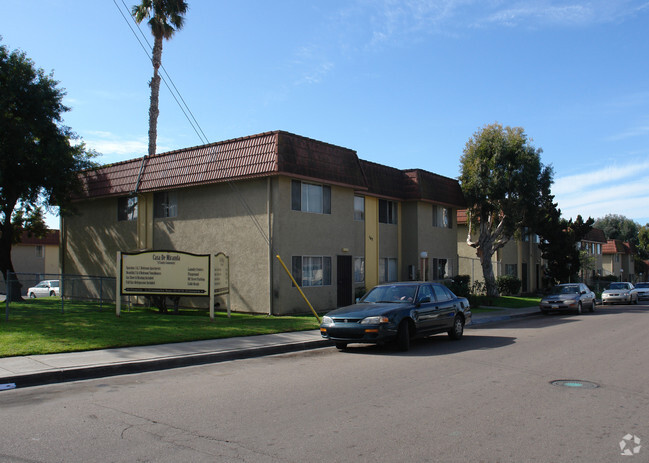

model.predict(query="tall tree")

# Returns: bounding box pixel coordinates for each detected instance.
[593,214,639,246]
[536,209,594,285]
[460,123,553,296]
[638,224,649,260]
[0,43,96,296]
[132,0,188,157]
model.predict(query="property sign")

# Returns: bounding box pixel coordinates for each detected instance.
[213,252,229,295]
[120,250,210,296]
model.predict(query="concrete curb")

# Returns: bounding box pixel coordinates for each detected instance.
[1,339,333,389]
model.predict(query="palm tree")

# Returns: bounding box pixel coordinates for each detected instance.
[132,0,188,157]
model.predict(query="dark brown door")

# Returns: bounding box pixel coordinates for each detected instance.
[337,255,353,307]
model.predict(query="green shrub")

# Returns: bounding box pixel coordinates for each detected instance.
[445,275,471,297]
[497,275,521,296]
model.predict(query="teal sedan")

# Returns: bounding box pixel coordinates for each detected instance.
[320,282,471,351]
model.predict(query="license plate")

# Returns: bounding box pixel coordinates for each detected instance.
[551,305,559,309]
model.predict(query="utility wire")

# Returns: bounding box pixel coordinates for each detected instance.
[114,0,208,145]
[113,0,273,250]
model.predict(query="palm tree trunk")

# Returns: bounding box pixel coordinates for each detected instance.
[148,35,164,157]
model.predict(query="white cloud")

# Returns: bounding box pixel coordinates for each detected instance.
[81,131,171,164]
[553,159,649,223]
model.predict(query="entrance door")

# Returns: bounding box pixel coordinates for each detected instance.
[522,263,528,293]
[337,255,353,307]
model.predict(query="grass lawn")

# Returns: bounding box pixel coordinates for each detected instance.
[0,298,320,358]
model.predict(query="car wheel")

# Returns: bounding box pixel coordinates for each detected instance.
[634,295,638,305]
[448,315,464,340]
[49,291,56,297]
[29,292,36,299]
[576,301,582,314]
[397,320,410,351]
[589,300,595,312]
[334,342,348,350]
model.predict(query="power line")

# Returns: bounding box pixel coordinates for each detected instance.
[113,0,208,145]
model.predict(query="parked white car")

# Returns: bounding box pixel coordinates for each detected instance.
[27,280,60,298]
[634,282,649,300]
[601,282,638,305]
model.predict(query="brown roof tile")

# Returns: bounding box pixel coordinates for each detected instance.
[583,228,607,243]
[358,160,407,199]
[602,239,627,254]
[403,169,465,207]
[18,229,60,246]
[75,131,463,207]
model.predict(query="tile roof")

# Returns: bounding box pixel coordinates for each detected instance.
[583,228,607,243]
[403,169,466,207]
[18,229,60,246]
[76,130,465,207]
[602,239,629,254]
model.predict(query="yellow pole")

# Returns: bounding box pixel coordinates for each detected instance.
[275,254,321,323]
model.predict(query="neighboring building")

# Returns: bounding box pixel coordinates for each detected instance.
[456,211,544,294]
[63,131,465,315]
[602,239,635,281]
[578,228,607,284]
[11,229,60,277]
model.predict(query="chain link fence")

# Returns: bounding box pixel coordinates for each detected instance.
[2,272,120,320]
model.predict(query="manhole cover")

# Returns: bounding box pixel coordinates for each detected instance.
[551,380,599,389]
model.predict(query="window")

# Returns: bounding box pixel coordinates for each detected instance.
[154,191,178,218]
[35,245,43,258]
[432,205,451,228]
[118,196,138,221]
[433,284,451,302]
[291,256,332,287]
[379,258,398,283]
[354,257,365,283]
[354,196,365,221]
[291,180,331,214]
[379,199,398,224]
[505,264,517,276]
[432,258,448,280]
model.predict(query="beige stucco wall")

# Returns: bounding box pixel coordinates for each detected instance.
[401,202,459,280]
[150,179,271,314]
[271,177,366,314]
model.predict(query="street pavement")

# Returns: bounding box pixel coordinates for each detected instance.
[0,305,540,389]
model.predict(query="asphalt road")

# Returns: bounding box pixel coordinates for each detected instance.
[0,304,647,462]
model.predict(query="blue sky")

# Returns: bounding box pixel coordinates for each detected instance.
[3,1,649,229]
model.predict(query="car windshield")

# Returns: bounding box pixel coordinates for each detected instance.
[553,285,579,294]
[362,285,418,303]
[609,283,628,290]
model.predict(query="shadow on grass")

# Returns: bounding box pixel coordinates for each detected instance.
[0,299,320,357]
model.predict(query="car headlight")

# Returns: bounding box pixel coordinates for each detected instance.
[322,316,334,325]
[360,316,389,324]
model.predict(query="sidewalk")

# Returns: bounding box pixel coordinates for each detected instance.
[0,306,540,390]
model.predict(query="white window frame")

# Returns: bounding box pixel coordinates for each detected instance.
[117,196,138,221]
[291,180,331,214]
[291,256,332,287]
[379,257,398,283]
[354,196,365,221]
[354,257,365,283]
[154,191,178,218]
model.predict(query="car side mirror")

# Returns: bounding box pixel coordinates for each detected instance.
[417,297,431,306]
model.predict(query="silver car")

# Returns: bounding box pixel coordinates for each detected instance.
[540,283,596,314]
[601,282,638,305]
[631,282,649,300]
[26,280,60,298]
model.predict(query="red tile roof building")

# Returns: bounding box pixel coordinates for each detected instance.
[65,131,466,315]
